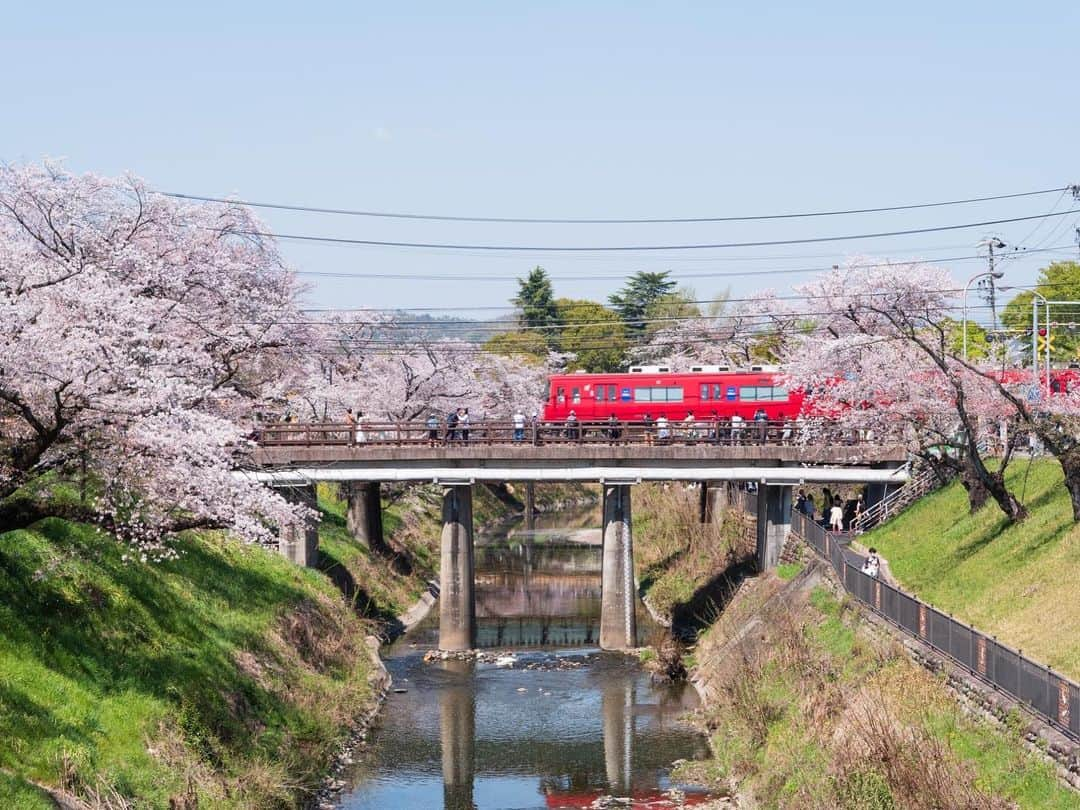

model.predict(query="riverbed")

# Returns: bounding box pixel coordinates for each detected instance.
[338,508,715,809]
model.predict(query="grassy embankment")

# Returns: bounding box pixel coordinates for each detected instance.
[0,480,594,809]
[633,483,755,628]
[0,517,378,810]
[863,459,1080,679]
[682,572,1076,809]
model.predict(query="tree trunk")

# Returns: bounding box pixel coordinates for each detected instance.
[1058,452,1080,523]
[983,468,1027,522]
[959,464,990,514]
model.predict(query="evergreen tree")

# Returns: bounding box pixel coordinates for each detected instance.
[608,271,677,335]
[513,266,558,345]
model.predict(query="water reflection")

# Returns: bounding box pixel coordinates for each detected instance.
[340,506,713,809]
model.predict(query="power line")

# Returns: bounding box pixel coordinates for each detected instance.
[231,209,1080,253]
[165,185,1071,225]
[290,244,1071,283]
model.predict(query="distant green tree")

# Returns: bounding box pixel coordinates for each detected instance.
[1002,261,1080,364]
[553,298,627,372]
[483,330,548,360]
[513,266,558,345]
[608,271,677,335]
[643,286,701,336]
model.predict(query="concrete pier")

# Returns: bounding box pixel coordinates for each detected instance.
[439,485,476,651]
[346,481,385,551]
[755,484,792,571]
[440,659,475,808]
[600,484,636,650]
[699,481,730,524]
[278,484,319,568]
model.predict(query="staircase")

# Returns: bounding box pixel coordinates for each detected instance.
[853,466,945,533]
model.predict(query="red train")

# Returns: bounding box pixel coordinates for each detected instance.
[543,365,805,422]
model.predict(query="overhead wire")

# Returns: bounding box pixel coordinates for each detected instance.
[232,208,1080,253]
[163,184,1072,225]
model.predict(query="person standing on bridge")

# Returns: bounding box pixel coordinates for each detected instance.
[345,408,357,446]
[512,410,526,442]
[460,408,471,443]
[426,412,440,447]
[446,409,459,443]
[754,408,768,444]
[730,413,744,445]
[656,414,670,443]
[642,413,655,445]
[355,410,366,444]
[565,410,579,441]
[606,413,621,444]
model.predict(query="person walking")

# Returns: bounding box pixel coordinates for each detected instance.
[829,498,844,533]
[861,547,881,578]
[512,410,526,442]
[795,488,807,515]
[642,413,655,445]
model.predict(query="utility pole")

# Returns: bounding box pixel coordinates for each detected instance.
[986,237,1004,333]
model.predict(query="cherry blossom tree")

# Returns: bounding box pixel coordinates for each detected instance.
[294,314,549,424]
[0,163,310,556]
[629,291,802,370]
[784,259,1027,522]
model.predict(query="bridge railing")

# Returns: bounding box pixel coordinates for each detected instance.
[791,510,1079,742]
[256,419,895,448]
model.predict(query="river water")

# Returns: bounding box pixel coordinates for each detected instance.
[339,507,714,810]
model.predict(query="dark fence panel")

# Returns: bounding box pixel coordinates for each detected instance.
[783,506,1080,742]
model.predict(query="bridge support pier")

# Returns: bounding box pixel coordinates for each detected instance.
[439,485,476,651]
[346,482,385,551]
[755,484,791,572]
[278,484,320,568]
[699,482,730,524]
[600,484,637,651]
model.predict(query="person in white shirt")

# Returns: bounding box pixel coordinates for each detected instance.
[512,411,526,442]
[829,501,844,532]
[730,413,744,445]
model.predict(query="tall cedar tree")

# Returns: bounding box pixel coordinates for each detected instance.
[608,271,677,336]
[513,266,559,346]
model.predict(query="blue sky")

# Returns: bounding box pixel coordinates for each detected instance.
[2,2,1078,319]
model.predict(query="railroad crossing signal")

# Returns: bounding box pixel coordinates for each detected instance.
[1036,331,1055,355]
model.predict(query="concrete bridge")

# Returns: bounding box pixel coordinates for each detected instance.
[243,426,909,652]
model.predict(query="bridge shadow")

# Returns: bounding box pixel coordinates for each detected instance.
[666,559,757,642]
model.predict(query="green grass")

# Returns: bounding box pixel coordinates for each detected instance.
[696,581,1076,808]
[775,562,803,581]
[864,459,1080,678]
[0,516,375,808]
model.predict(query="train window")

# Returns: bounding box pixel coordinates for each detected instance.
[740,385,789,401]
[634,386,684,402]
[714,384,724,400]
[608,384,617,401]
[571,387,581,404]
[666,386,684,402]
[634,387,653,402]
[596,386,605,401]
[557,386,565,404]
[700,384,710,400]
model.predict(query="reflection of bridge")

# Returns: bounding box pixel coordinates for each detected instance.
[430,658,709,809]
[244,437,908,651]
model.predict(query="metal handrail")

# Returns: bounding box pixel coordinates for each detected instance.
[788,509,1079,741]
[256,418,898,448]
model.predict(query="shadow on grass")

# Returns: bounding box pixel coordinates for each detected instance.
[0,517,325,766]
[666,558,757,642]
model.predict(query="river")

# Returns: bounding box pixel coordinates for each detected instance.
[338,506,715,810]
